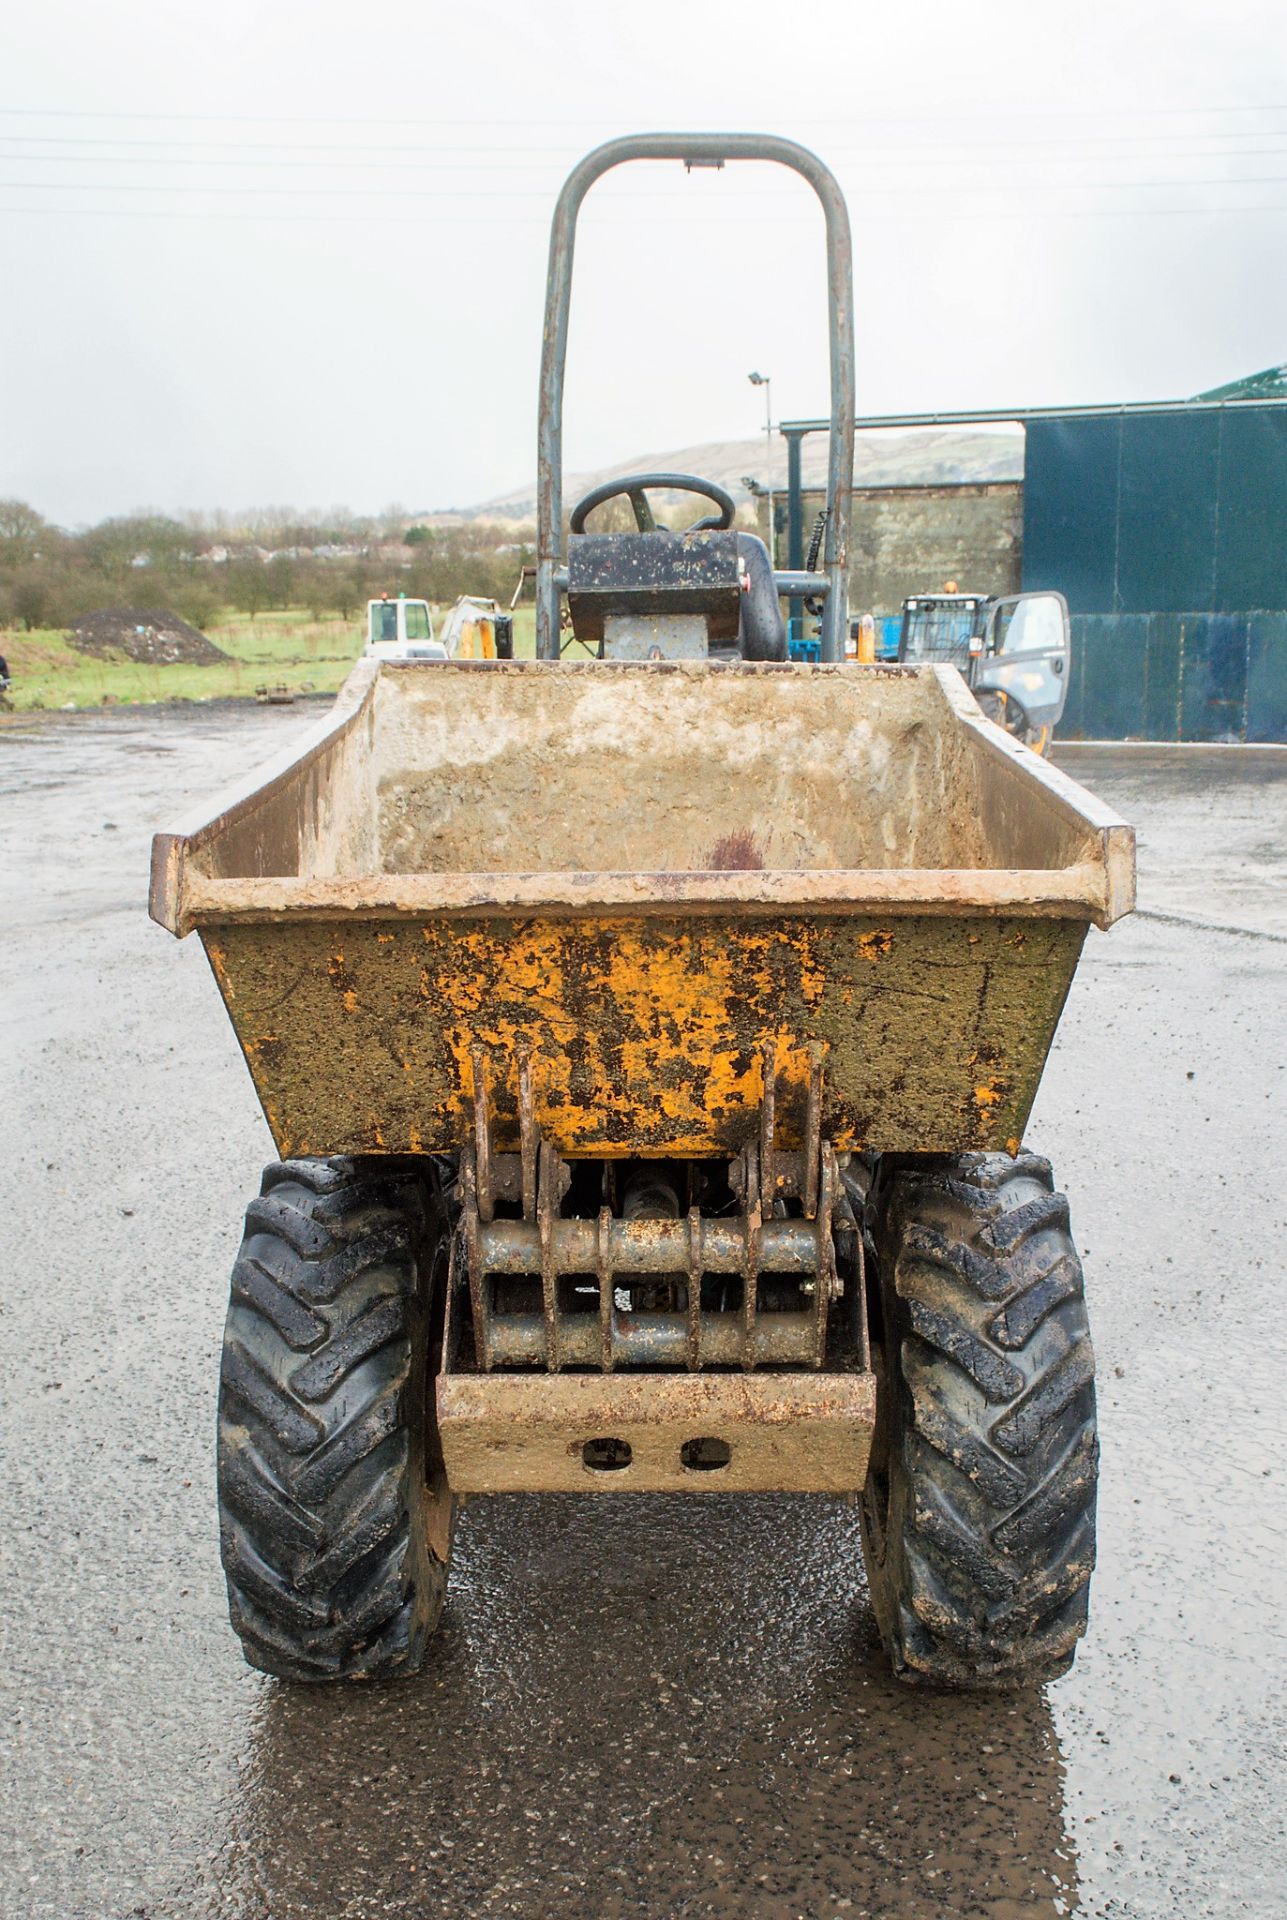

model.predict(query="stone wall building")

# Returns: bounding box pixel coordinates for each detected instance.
[778,481,1022,616]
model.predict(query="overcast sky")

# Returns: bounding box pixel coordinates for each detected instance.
[4,0,1287,525]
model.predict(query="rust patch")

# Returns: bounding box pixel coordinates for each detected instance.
[707,829,764,871]
[244,1032,284,1069]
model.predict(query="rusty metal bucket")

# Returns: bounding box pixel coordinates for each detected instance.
[151,655,1133,1163]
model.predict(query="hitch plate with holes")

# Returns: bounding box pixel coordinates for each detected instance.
[436,1369,876,1493]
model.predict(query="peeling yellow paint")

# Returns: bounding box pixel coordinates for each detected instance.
[409,920,829,1149]
[856,929,894,963]
[203,911,1084,1159]
[973,1078,1004,1139]
[205,938,235,1001]
[797,926,827,1007]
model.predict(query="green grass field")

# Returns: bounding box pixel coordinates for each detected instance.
[0,604,540,712]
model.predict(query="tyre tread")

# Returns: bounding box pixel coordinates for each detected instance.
[217,1156,450,1682]
[862,1151,1098,1690]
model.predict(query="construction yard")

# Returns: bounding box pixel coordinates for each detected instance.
[4,16,1287,1913]
[1,704,1282,1920]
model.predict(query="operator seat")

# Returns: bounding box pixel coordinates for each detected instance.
[565,472,788,662]
[730,531,787,661]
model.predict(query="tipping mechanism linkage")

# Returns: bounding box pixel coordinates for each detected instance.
[449,1045,865,1376]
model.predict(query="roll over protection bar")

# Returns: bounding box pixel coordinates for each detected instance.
[535,133,855,662]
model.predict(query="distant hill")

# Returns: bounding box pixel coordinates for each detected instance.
[467,428,1024,520]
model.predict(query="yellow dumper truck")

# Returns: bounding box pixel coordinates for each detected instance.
[151,134,1134,1690]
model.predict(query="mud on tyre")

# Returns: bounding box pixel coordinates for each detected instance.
[216,1157,455,1681]
[861,1151,1097,1689]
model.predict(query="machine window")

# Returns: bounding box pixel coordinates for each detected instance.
[995,594,1064,654]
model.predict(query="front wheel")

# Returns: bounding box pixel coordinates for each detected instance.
[861,1151,1097,1689]
[977,689,1052,755]
[217,1157,455,1681]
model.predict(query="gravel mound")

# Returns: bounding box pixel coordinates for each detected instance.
[66,608,227,665]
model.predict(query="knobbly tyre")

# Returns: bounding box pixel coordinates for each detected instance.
[150,134,1135,1690]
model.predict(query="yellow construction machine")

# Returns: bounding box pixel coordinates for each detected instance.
[152,134,1133,1690]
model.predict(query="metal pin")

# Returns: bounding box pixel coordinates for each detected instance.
[518,1051,537,1221]
[686,1207,703,1371]
[804,1046,825,1220]
[471,1049,493,1225]
[759,1042,776,1217]
[597,1205,614,1372]
[742,1200,760,1371]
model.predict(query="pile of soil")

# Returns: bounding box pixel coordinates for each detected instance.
[66,608,228,665]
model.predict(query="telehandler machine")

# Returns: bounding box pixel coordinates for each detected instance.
[899,589,1071,754]
[151,134,1134,1690]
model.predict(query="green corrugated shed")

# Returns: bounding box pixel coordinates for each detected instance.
[1021,389,1287,738]
[1196,365,1287,402]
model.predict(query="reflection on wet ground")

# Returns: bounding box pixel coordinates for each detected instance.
[195,1499,1073,1919]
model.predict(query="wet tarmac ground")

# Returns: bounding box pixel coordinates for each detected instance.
[1,708,1285,1920]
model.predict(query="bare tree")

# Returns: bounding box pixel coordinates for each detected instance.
[0,500,50,566]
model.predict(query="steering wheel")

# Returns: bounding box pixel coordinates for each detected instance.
[568,471,737,536]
